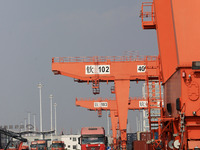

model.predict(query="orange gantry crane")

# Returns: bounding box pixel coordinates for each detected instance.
[52,55,159,149]
[76,97,151,149]
[141,0,200,149]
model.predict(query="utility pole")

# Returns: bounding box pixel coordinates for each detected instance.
[38,83,43,138]
[54,103,57,135]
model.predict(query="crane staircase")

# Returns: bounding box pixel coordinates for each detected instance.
[145,56,163,149]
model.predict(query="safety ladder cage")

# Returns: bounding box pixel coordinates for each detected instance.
[140,2,156,29]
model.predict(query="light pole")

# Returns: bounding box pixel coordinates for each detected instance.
[49,94,53,139]
[33,114,36,132]
[38,83,43,137]
[24,118,27,132]
[28,112,31,136]
[19,122,23,132]
[49,95,53,132]
[54,103,57,135]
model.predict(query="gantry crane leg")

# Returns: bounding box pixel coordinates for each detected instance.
[114,80,130,150]
[110,110,118,149]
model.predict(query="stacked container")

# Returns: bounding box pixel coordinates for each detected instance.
[133,132,152,150]
[140,132,151,141]
[133,141,152,150]
[127,133,137,150]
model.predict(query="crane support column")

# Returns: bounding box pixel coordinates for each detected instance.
[110,111,118,149]
[115,79,130,150]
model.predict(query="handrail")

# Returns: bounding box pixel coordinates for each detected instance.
[52,55,158,63]
[76,97,116,101]
[140,2,155,23]
[76,97,150,101]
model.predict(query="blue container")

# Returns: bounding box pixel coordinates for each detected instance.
[154,132,158,140]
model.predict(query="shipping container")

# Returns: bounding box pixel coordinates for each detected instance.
[133,141,152,150]
[154,132,158,140]
[127,143,133,150]
[127,133,137,144]
[140,132,151,142]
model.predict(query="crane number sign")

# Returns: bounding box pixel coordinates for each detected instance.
[94,102,108,108]
[137,65,146,73]
[85,65,110,75]
[139,101,148,107]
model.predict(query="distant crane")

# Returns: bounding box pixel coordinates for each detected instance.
[76,97,159,149]
[52,55,159,149]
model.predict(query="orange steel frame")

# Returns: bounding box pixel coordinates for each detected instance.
[52,55,159,149]
[141,0,200,149]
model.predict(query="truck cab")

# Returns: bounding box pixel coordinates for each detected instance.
[80,127,107,150]
[30,141,37,150]
[21,145,29,150]
[51,141,65,150]
[36,140,47,150]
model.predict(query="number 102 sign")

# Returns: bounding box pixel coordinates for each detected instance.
[85,65,110,75]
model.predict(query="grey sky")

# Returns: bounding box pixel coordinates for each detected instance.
[0,0,157,135]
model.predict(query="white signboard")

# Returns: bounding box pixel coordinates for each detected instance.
[85,65,110,75]
[139,101,148,108]
[94,102,108,108]
[137,65,146,73]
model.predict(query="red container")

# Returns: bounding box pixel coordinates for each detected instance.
[133,141,152,150]
[140,132,151,142]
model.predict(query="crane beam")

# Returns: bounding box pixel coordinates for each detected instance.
[52,56,158,82]
[76,97,152,111]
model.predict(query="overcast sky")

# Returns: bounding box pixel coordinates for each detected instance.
[0,0,158,135]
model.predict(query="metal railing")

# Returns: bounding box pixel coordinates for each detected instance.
[52,55,157,63]
[76,97,116,101]
[76,97,149,101]
[140,2,155,25]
